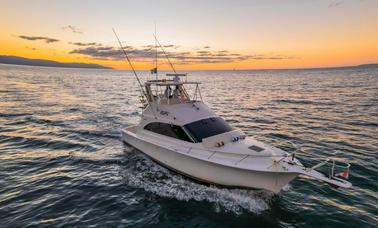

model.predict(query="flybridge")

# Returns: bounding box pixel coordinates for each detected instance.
[144,77,202,105]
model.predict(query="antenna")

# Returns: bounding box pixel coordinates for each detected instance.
[153,34,177,74]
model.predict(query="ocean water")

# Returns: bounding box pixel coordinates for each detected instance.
[0,63,377,227]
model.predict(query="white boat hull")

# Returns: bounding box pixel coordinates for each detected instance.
[122,128,298,193]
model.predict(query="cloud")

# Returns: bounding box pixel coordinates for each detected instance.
[329,0,344,7]
[25,46,37,51]
[62,25,83,34]
[70,46,124,59]
[163,44,180,49]
[197,50,211,56]
[69,42,99,46]
[18,35,59,43]
[143,44,180,49]
[203,46,211,49]
[69,44,294,65]
[329,0,366,8]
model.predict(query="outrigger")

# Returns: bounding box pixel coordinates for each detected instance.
[114,29,352,193]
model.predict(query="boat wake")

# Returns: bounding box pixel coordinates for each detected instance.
[120,147,274,214]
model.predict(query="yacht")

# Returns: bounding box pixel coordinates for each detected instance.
[114,30,352,193]
[121,73,352,193]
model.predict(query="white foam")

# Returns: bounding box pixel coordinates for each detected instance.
[121,152,274,214]
[282,184,292,192]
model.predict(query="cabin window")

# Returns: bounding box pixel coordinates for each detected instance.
[144,122,193,142]
[183,117,233,142]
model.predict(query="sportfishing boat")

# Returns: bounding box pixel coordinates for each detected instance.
[115,31,352,193]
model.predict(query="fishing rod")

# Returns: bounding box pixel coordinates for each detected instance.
[112,28,146,100]
[153,34,177,74]
[112,29,157,118]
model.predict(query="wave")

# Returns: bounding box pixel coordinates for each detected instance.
[273,99,327,105]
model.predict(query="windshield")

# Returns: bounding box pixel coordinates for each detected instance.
[183,117,233,142]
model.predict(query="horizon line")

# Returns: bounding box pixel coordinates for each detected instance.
[0,54,377,72]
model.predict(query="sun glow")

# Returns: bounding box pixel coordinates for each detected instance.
[0,0,377,70]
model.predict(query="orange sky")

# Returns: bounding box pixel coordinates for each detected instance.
[1,0,377,70]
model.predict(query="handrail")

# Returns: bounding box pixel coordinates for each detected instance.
[304,158,351,180]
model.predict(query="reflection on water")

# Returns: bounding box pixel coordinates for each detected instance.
[0,64,377,227]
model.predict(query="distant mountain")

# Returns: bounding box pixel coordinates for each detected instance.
[242,63,378,71]
[356,63,378,68]
[0,55,111,69]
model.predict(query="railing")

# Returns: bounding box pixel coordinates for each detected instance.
[307,159,351,180]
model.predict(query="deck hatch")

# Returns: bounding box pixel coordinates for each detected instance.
[248,145,264,152]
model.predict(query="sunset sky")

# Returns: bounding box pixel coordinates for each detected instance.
[1,0,377,70]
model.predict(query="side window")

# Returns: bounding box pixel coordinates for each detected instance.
[144,122,193,143]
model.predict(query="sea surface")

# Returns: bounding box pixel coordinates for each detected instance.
[0,63,377,227]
